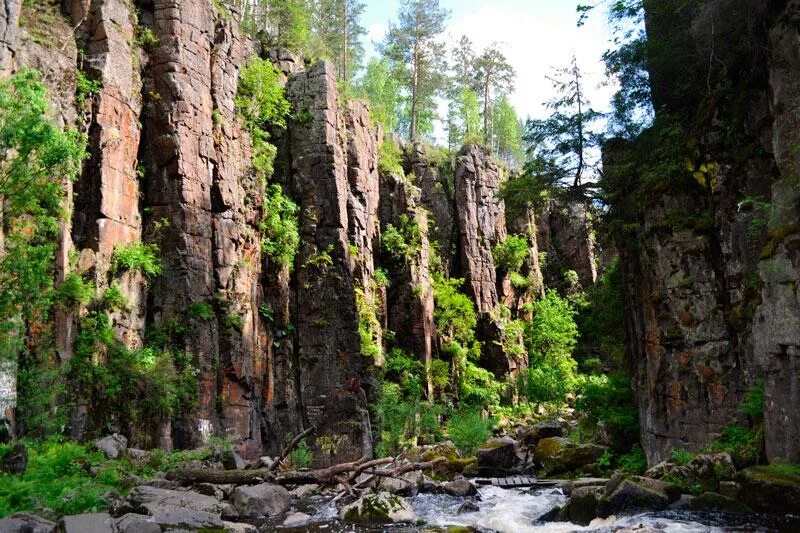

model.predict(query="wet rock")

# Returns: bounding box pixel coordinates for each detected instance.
[223,450,247,470]
[116,513,160,533]
[150,509,224,530]
[289,484,319,498]
[0,512,55,533]
[476,437,517,470]
[282,512,311,527]
[256,456,275,469]
[645,452,735,492]
[718,480,741,499]
[443,478,478,497]
[379,470,422,496]
[735,465,800,514]
[60,513,116,533]
[457,500,480,514]
[126,486,224,516]
[229,483,291,518]
[519,420,568,449]
[420,442,477,476]
[340,491,415,524]
[599,478,670,516]
[685,492,754,514]
[534,437,607,475]
[94,434,127,460]
[557,485,600,525]
[222,521,258,533]
[0,443,27,474]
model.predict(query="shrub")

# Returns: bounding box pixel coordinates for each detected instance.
[374,267,390,288]
[54,272,94,308]
[429,359,450,391]
[446,409,494,456]
[711,424,762,467]
[618,444,647,474]
[101,282,128,312]
[111,242,162,278]
[670,448,696,466]
[235,57,291,179]
[492,235,529,272]
[574,257,626,368]
[374,382,441,457]
[519,363,573,404]
[526,290,579,365]
[575,372,639,451]
[382,214,421,263]
[433,276,477,346]
[187,300,214,321]
[378,140,404,176]
[355,287,382,359]
[288,440,312,469]
[741,379,764,420]
[260,184,299,270]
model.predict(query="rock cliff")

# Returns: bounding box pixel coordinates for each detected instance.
[610,0,800,465]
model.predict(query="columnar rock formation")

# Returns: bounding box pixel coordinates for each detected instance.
[612,0,800,465]
[0,0,583,461]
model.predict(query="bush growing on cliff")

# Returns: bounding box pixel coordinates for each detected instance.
[260,184,300,270]
[492,234,529,273]
[378,139,404,176]
[382,214,422,264]
[576,372,639,452]
[236,57,291,180]
[111,242,163,278]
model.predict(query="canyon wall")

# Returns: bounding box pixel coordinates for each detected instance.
[613,0,800,465]
[0,0,574,459]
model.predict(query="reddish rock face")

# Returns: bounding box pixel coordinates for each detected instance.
[454,144,507,314]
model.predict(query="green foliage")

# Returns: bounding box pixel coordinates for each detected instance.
[101,283,128,312]
[741,379,764,420]
[492,235,529,273]
[0,439,117,517]
[432,276,477,346]
[574,257,626,368]
[54,273,94,309]
[355,287,382,359]
[446,409,493,456]
[452,88,483,146]
[111,242,163,278]
[710,425,762,467]
[355,58,403,132]
[75,71,101,110]
[374,381,441,457]
[493,94,524,166]
[428,358,450,391]
[617,444,647,474]
[260,184,300,270]
[0,69,87,366]
[187,301,214,321]
[378,139,404,176]
[575,372,638,452]
[263,0,313,52]
[134,25,159,48]
[288,440,312,469]
[670,448,696,466]
[236,57,291,180]
[382,214,421,264]
[19,0,62,47]
[304,244,334,270]
[374,267,390,288]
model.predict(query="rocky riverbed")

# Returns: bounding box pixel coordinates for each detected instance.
[1,421,799,532]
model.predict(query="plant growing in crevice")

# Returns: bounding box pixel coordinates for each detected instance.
[111,242,163,278]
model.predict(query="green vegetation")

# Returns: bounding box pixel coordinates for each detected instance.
[187,300,215,321]
[54,273,94,309]
[287,440,312,469]
[575,372,638,452]
[492,235,529,273]
[111,242,163,278]
[378,139,404,176]
[101,283,128,312]
[355,287,382,359]
[235,57,291,180]
[75,71,102,111]
[260,184,300,270]
[382,214,422,264]
[446,409,494,456]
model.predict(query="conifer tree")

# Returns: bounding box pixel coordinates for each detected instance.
[475,44,515,141]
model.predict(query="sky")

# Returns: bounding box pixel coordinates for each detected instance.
[360,0,618,127]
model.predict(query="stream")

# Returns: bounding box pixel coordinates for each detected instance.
[272,485,800,532]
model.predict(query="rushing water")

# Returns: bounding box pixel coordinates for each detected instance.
[273,485,800,532]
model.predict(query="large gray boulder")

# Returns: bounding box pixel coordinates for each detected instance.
[443,478,478,497]
[534,437,607,475]
[599,477,670,516]
[60,513,117,533]
[340,491,415,524]
[0,512,55,533]
[94,434,128,460]
[115,513,160,533]
[229,483,291,518]
[476,437,517,470]
[556,485,601,525]
[126,485,224,516]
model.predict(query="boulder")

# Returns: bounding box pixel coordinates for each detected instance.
[282,512,311,527]
[534,437,607,475]
[60,513,116,533]
[519,420,567,448]
[340,491,415,524]
[443,478,478,497]
[229,483,291,518]
[126,485,224,516]
[378,470,421,496]
[476,437,517,470]
[420,442,477,475]
[94,434,128,460]
[0,512,56,533]
[126,449,149,462]
[685,492,754,514]
[149,509,224,530]
[223,450,247,470]
[736,465,800,514]
[115,513,160,533]
[628,475,681,503]
[289,484,319,498]
[645,452,736,492]
[457,500,480,514]
[599,478,670,516]
[557,485,600,525]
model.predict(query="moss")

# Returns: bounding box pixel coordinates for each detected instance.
[760,224,800,259]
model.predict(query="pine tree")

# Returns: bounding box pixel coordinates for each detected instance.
[311,0,366,85]
[475,44,515,142]
[355,58,403,132]
[380,0,449,140]
[525,54,602,189]
[493,95,523,166]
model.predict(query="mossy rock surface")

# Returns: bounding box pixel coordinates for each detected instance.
[340,491,415,524]
[535,437,607,476]
[687,492,754,514]
[736,465,800,514]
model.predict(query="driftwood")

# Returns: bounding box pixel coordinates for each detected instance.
[166,454,446,489]
[270,426,315,472]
